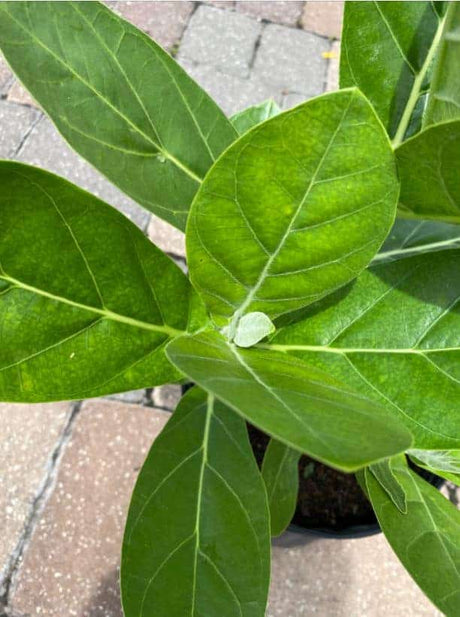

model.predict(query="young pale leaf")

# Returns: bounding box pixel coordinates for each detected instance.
[365,456,460,616]
[233,312,275,348]
[369,458,407,514]
[269,249,460,450]
[0,162,205,402]
[187,88,399,327]
[425,2,460,126]
[409,449,460,485]
[0,1,237,230]
[121,388,270,617]
[340,2,445,142]
[262,439,301,537]
[376,218,460,263]
[231,99,281,135]
[166,330,413,472]
[396,121,460,223]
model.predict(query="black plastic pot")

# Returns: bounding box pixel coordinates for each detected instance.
[286,468,444,541]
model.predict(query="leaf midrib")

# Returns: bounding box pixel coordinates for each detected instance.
[228,93,354,335]
[262,343,460,355]
[0,272,182,337]
[2,4,203,185]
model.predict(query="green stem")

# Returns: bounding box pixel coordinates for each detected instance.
[392,9,447,148]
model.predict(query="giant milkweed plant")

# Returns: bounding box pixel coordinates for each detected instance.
[0,1,460,615]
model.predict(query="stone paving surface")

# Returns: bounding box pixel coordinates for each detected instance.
[8,401,169,617]
[0,2,449,616]
[0,403,72,598]
[269,531,442,617]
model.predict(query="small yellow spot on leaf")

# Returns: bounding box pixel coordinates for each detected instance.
[322,51,337,59]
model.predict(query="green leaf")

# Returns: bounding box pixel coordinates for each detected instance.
[231,99,281,135]
[187,88,399,329]
[369,457,407,513]
[166,330,413,472]
[0,161,205,402]
[365,456,460,615]
[269,249,460,449]
[232,312,275,348]
[376,217,460,262]
[121,388,270,617]
[425,2,460,126]
[396,120,460,223]
[409,449,460,485]
[0,1,237,230]
[340,1,445,143]
[262,439,300,537]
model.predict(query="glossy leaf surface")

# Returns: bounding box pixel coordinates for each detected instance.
[366,456,460,615]
[340,1,445,141]
[396,120,460,222]
[231,99,281,135]
[409,449,460,485]
[0,1,237,229]
[187,88,398,327]
[425,2,460,126]
[122,388,270,617]
[271,249,460,449]
[369,457,407,513]
[376,217,460,263]
[166,330,412,472]
[0,162,205,402]
[262,439,300,536]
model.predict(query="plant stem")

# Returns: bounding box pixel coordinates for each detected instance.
[392,10,447,148]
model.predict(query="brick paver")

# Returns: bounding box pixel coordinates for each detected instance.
[254,24,329,97]
[179,5,261,78]
[8,401,169,617]
[301,1,344,39]
[114,0,194,51]
[0,102,39,159]
[326,40,341,92]
[0,403,72,592]
[148,214,186,257]
[269,531,441,616]
[7,80,37,108]
[237,1,304,27]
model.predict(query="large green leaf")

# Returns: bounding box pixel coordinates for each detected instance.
[121,388,270,617]
[0,1,237,230]
[166,330,413,472]
[0,162,205,402]
[365,456,460,616]
[425,2,460,126]
[376,217,460,262]
[187,88,398,331]
[340,1,445,143]
[230,99,281,135]
[396,120,460,223]
[269,249,460,449]
[262,439,300,537]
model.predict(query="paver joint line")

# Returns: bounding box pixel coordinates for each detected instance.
[0,402,81,610]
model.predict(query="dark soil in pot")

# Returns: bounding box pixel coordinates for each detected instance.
[248,425,443,536]
[247,425,376,533]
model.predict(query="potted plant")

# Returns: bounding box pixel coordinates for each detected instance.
[0,1,459,615]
